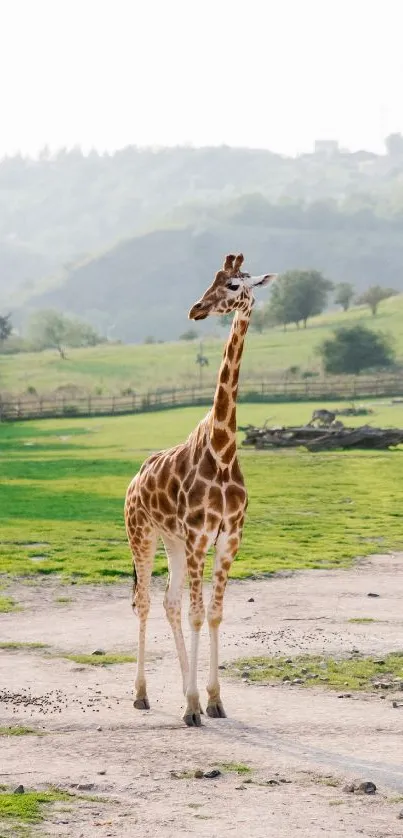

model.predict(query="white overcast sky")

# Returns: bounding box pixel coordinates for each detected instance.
[0,0,402,157]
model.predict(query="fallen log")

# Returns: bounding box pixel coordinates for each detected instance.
[239,423,403,452]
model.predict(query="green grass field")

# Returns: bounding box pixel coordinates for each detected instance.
[1,296,403,395]
[1,401,402,584]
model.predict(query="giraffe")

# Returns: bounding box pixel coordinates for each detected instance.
[125,253,276,726]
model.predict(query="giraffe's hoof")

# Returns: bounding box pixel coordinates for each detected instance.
[183,711,202,727]
[206,700,227,719]
[133,697,150,710]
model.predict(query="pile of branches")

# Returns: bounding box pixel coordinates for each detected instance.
[239,422,403,452]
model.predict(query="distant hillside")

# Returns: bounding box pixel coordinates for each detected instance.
[0,240,53,307]
[3,294,403,396]
[21,224,403,341]
[2,142,403,310]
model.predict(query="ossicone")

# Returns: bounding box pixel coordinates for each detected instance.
[223,254,236,272]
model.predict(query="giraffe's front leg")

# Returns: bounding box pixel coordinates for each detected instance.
[206,529,241,719]
[183,541,206,727]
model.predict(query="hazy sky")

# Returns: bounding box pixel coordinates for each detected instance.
[1,0,402,157]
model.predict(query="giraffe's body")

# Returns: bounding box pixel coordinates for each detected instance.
[125,254,275,725]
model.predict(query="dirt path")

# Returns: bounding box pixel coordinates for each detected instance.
[1,554,403,837]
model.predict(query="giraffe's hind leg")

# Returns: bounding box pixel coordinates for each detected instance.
[127,510,157,711]
[161,535,190,697]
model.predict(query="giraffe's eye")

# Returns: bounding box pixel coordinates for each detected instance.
[227,281,240,292]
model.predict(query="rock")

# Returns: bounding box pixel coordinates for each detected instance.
[292,678,303,685]
[13,785,25,795]
[367,592,380,597]
[92,649,105,656]
[374,659,385,665]
[266,779,280,785]
[98,770,106,775]
[343,780,376,795]
[77,783,95,791]
[218,664,226,670]
[357,781,376,795]
[235,784,246,790]
[247,597,255,603]
[194,769,204,779]
[397,809,403,819]
[203,769,221,779]
[97,726,102,731]
[285,658,292,664]
[282,675,291,682]
[338,693,352,699]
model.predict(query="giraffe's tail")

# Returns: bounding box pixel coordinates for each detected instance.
[131,562,138,612]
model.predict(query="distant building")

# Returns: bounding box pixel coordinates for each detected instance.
[314,140,340,157]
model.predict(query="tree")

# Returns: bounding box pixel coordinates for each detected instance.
[0,313,12,343]
[319,325,395,375]
[269,270,333,329]
[250,305,272,334]
[356,285,398,316]
[385,133,403,157]
[27,310,102,358]
[219,314,233,328]
[195,342,209,387]
[334,282,355,312]
[179,328,198,341]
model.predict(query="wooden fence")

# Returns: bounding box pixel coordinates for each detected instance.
[1,373,403,422]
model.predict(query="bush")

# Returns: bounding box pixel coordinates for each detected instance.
[319,325,395,375]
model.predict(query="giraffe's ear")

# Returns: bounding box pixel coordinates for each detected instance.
[223,254,235,272]
[233,253,244,273]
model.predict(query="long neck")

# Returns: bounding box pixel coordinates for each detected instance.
[209,311,250,463]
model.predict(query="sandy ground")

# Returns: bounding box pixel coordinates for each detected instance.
[1,553,403,837]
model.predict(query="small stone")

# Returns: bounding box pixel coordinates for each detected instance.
[397,809,403,819]
[203,769,221,779]
[218,664,226,670]
[92,649,105,656]
[343,783,356,793]
[367,592,380,597]
[98,770,106,775]
[235,784,246,790]
[357,781,376,795]
[77,783,95,791]
[247,597,255,603]
[285,658,292,664]
[374,659,385,665]
[97,726,102,731]
[194,769,204,779]
[292,678,303,685]
[282,676,291,683]
[266,779,280,785]
[13,785,25,795]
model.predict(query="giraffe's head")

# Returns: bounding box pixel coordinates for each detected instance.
[188,253,276,321]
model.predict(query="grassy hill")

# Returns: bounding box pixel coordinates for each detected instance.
[20,224,403,342]
[2,295,402,396]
